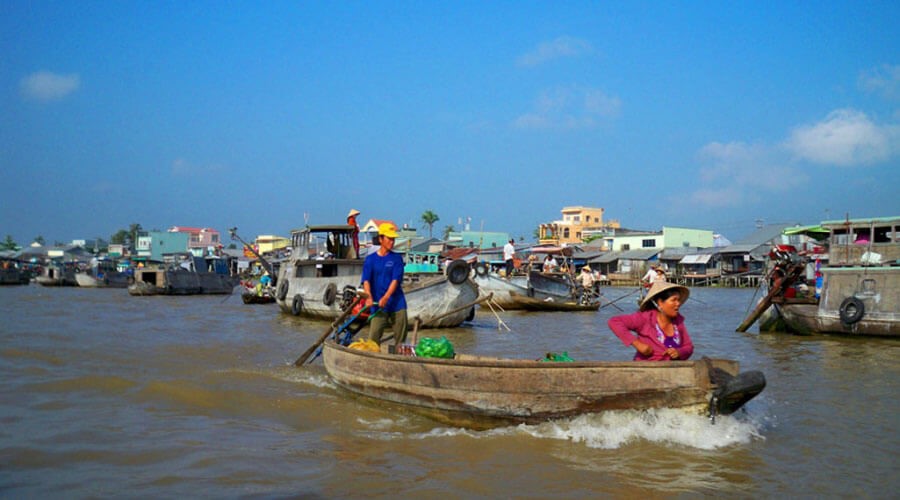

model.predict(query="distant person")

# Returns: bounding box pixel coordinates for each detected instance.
[542,255,558,273]
[607,281,694,361]
[362,223,408,345]
[347,209,361,258]
[503,239,516,279]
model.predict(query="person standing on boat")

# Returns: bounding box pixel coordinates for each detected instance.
[347,209,361,259]
[607,281,694,362]
[503,239,516,279]
[362,223,408,345]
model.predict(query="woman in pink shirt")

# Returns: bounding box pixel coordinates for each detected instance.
[607,281,694,361]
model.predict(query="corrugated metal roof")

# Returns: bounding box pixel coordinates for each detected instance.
[680,254,712,264]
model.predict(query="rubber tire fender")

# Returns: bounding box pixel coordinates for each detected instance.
[474,262,488,277]
[446,259,470,285]
[291,294,303,316]
[276,280,289,301]
[839,296,865,325]
[323,283,337,306]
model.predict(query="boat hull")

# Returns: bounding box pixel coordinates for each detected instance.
[322,341,763,427]
[472,270,578,309]
[276,260,479,328]
[780,266,900,337]
[75,272,132,288]
[128,268,236,296]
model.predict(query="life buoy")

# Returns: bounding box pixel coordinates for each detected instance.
[474,262,488,277]
[446,259,469,285]
[839,297,865,325]
[323,283,337,306]
[291,294,303,316]
[276,280,289,301]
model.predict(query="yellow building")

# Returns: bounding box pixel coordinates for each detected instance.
[539,206,620,246]
[255,235,290,254]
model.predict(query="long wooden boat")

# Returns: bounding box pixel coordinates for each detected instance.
[275,225,479,328]
[242,291,276,304]
[322,340,766,428]
[506,291,599,312]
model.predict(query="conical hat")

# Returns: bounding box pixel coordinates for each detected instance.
[639,281,689,311]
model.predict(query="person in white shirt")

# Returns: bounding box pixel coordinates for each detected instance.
[503,239,516,278]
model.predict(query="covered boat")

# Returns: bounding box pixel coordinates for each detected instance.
[128,253,237,296]
[275,225,478,328]
[35,261,78,287]
[0,256,30,285]
[742,216,900,337]
[321,340,766,428]
[74,260,133,288]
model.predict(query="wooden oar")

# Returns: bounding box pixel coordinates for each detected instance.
[293,292,367,366]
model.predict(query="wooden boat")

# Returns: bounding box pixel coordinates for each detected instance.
[35,261,78,287]
[322,340,766,428]
[128,254,237,296]
[506,291,599,312]
[242,290,276,304]
[275,225,479,328]
[0,258,30,285]
[744,216,900,337]
[74,261,133,288]
[472,263,587,310]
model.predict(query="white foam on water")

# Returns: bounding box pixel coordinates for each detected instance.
[517,409,765,450]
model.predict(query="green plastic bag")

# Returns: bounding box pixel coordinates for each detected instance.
[415,336,455,359]
[540,351,574,362]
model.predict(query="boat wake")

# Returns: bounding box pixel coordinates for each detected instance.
[362,409,766,450]
[517,409,765,450]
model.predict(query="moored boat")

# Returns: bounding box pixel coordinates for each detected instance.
[74,262,133,288]
[321,340,766,428]
[0,257,30,285]
[275,225,479,328]
[762,216,900,337]
[35,261,78,287]
[472,262,587,310]
[128,253,237,296]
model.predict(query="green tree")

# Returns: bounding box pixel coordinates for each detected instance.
[128,223,143,249]
[442,225,455,240]
[421,210,440,238]
[110,229,128,245]
[1,235,17,251]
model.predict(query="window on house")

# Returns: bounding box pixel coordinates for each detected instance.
[642,239,655,248]
[573,215,580,222]
[873,226,892,243]
[563,228,570,238]
[622,243,631,251]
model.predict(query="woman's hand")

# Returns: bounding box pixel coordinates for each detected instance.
[664,347,680,359]
[632,340,653,357]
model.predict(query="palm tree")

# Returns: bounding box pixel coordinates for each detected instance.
[128,223,143,252]
[442,225,455,240]
[421,210,440,238]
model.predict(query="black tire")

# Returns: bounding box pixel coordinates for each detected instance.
[340,286,357,309]
[291,294,303,316]
[323,283,337,306]
[839,296,865,325]
[276,280,289,301]
[446,259,470,285]
[527,286,535,298]
[474,262,488,277]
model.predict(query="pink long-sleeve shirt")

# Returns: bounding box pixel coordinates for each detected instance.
[607,310,694,361]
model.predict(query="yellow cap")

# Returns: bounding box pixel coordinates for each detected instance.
[377,223,399,238]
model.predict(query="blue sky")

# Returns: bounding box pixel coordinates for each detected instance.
[2,1,899,246]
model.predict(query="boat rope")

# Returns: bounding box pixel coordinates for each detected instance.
[484,297,511,332]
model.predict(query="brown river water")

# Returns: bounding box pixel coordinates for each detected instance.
[1,285,897,498]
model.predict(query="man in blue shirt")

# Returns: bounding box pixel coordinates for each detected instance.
[362,222,408,345]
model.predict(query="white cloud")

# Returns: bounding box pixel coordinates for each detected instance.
[859,64,900,100]
[516,36,593,67]
[784,109,899,166]
[513,86,620,130]
[687,141,807,208]
[20,71,80,101]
